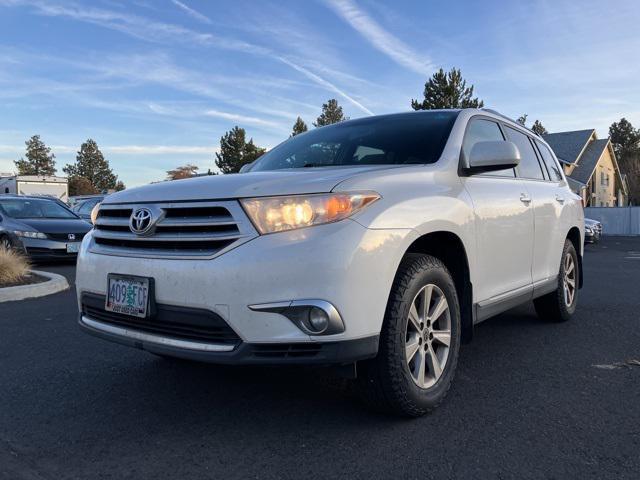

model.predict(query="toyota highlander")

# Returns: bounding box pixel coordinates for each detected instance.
[76,109,584,416]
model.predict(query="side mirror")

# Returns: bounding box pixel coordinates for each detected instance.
[239,161,255,173]
[465,141,520,174]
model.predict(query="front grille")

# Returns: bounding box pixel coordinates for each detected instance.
[90,201,257,259]
[46,232,87,241]
[81,293,241,347]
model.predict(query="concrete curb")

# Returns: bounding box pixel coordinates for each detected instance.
[0,269,69,303]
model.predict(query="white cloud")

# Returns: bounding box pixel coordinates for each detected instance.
[203,109,281,127]
[9,0,267,55]
[106,145,216,155]
[1,2,374,119]
[0,144,216,155]
[278,56,374,116]
[324,0,432,75]
[170,0,212,24]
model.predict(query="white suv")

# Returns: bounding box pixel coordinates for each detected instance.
[76,109,584,416]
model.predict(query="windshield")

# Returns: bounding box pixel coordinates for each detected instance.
[251,111,459,172]
[0,198,77,219]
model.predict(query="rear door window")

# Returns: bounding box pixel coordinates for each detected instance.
[462,119,515,177]
[504,127,545,180]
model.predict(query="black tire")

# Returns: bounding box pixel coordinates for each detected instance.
[534,239,578,322]
[357,254,461,417]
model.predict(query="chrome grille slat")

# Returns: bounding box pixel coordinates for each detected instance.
[95,217,129,227]
[157,217,239,227]
[93,230,249,242]
[90,200,257,259]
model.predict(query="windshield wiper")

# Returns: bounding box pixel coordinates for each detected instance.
[302,163,326,168]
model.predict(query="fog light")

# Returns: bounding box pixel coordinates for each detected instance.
[308,307,329,333]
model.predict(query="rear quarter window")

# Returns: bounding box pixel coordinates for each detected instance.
[535,140,564,181]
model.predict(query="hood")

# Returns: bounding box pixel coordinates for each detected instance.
[104,165,402,204]
[17,218,92,234]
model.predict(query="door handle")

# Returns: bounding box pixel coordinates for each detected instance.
[555,195,565,204]
[520,193,531,204]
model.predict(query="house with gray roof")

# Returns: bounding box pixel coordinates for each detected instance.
[543,129,628,207]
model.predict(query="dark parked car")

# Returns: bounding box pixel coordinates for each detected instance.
[72,196,104,220]
[0,195,91,260]
[584,218,602,243]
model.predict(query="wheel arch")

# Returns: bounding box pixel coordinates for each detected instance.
[566,226,583,288]
[403,231,474,343]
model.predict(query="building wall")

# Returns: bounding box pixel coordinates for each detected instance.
[564,162,577,177]
[591,148,617,207]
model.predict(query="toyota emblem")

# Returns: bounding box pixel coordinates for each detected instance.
[129,207,155,235]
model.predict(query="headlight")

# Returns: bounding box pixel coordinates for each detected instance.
[241,192,380,234]
[90,202,102,225]
[13,230,47,239]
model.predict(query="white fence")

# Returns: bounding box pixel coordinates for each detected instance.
[584,207,640,235]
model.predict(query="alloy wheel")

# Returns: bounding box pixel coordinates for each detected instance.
[405,284,451,389]
[563,253,576,307]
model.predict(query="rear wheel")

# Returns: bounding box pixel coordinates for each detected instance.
[358,254,461,417]
[534,239,578,322]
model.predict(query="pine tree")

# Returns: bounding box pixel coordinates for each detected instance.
[531,120,548,136]
[63,139,119,192]
[609,118,640,204]
[14,135,57,175]
[291,117,308,136]
[215,126,265,174]
[622,152,640,205]
[609,118,640,161]
[411,68,483,110]
[516,114,547,135]
[167,164,199,180]
[314,99,347,127]
[68,176,98,196]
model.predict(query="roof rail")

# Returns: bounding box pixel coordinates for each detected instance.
[481,108,542,138]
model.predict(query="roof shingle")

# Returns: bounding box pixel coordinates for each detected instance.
[543,129,594,164]
[569,139,609,184]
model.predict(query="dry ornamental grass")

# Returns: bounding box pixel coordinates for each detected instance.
[0,247,31,286]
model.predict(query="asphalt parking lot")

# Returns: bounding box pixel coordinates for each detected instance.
[1,237,639,480]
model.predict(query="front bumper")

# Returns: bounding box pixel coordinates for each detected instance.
[20,237,81,260]
[79,312,379,365]
[76,218,413,360]
[585,230,600,243]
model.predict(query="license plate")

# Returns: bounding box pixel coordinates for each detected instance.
[66,243,79,253]
[105,274,151,318]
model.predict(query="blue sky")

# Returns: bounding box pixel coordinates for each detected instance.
[1,0,639,186]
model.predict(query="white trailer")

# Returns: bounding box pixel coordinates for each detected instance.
[0,175,69,203]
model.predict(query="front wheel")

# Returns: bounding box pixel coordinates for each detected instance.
[358,254,461,417]
[534,239,579,322]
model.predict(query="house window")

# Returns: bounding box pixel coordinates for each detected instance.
[601,172,605,185]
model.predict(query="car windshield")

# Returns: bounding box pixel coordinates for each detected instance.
[250,111,459,172]
[0,198,77,219]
